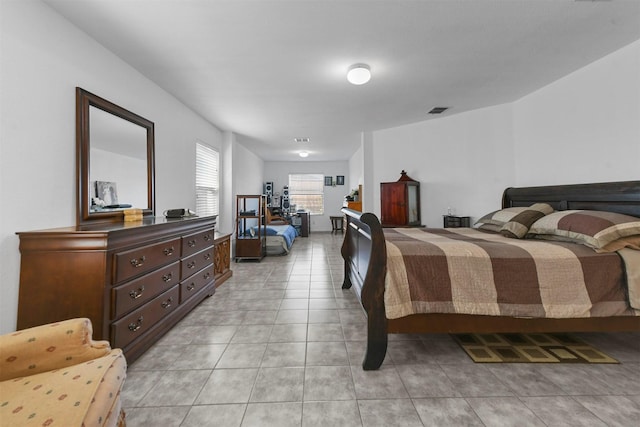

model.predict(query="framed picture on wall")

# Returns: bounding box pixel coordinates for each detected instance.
[336,176,345,185]
[324,176,333,186]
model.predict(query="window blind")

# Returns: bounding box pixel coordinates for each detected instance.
[288,173,324,215]
[196,142,219,216]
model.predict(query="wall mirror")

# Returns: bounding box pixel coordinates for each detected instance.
[76,87,155,225]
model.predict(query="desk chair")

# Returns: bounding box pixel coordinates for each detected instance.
[266,207,288,225]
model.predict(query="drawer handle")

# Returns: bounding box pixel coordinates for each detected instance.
[204,234,212,241]
[130,256,146,268]
[187,283,196,291]
[163,246,175,256]
[129,285,145,299]
[187,261,197,269]
[128,316,143,332]
[188,240,196,248]
[203,272,211,280]
[161,297,173,309]
[203,253,212,260]
[162,272,173,283]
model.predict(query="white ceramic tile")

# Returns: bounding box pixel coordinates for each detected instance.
[121,234,640,427]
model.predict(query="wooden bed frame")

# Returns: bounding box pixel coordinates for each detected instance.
[340,180,640,370]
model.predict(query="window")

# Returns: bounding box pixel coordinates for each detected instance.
[288,174,324,215]
[195,142,219,216]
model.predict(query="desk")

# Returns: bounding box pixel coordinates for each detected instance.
[297,212,310,237]
[288,211,310,237]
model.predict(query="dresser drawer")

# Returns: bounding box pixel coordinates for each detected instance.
[180,264,214,303]
[112,261,180,318]
[111,286,179,349]
[114,237,181,283]
[181,247,214,280]
[182,229,215,258]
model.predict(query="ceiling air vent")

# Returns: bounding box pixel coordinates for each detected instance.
[294,137,310,143]
[428,107,449,114]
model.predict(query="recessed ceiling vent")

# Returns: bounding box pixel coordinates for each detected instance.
[294,137,310,143]
[428,107,449,114]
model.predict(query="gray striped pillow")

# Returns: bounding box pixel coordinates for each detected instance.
[528,210,640,249]
[499,203,554,238]
[475,207,530,227]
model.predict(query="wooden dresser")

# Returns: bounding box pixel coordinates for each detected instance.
[17,216,231,363]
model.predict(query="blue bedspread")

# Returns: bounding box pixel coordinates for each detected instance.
[258,224,298,248]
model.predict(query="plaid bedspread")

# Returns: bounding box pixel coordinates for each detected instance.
[383,228,640,319]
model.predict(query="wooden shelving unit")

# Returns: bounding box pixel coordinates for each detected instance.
[235,194,266,261]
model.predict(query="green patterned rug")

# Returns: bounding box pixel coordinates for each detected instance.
[452,333,618,363]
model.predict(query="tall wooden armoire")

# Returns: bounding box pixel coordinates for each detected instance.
[380,170,421,227]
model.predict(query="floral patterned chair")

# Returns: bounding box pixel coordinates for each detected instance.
[0,318,127,426]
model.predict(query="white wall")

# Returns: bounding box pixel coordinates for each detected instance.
[370,104,516,227]
[348,144,364,199]
[232,140,265,197]
[91,148,148,208]
[229,139,264,255]
[0,1,226,333]
[219,132,235,235]
[513,40,640,186]
[364,39,639,228]
[264,161,350,232]
[361,131,375,212]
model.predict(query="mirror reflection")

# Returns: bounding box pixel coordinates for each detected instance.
[76,87,155,225]
[89,106,148,211]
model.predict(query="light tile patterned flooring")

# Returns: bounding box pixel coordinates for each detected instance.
[122,232,640,426]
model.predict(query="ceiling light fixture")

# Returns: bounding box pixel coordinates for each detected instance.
[299,151,309,158]
[347,63,371,85]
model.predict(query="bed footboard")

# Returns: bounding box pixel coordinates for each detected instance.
[341,208,389,370]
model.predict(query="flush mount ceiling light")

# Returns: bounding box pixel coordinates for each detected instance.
[347,63,371,85]
[299,151,309,158]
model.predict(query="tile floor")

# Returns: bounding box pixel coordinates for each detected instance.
[122,232,640,426]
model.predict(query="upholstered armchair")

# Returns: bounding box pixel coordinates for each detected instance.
[0,318,127,427]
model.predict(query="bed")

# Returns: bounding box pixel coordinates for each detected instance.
[257,224,298,255]
[340,180,640,370]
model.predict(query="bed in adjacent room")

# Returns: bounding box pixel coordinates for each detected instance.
[340,180,640,370]
[258,224,298,255]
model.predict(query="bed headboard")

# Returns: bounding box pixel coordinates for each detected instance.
[502,180,640,218]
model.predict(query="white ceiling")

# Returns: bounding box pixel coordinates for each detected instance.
[44,0,640,162]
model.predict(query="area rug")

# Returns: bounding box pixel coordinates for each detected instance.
[452,333,618,363]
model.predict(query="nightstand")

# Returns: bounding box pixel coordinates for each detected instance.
[443,215,471,228]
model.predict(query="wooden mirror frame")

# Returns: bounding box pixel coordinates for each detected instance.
[76,87,155,225]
